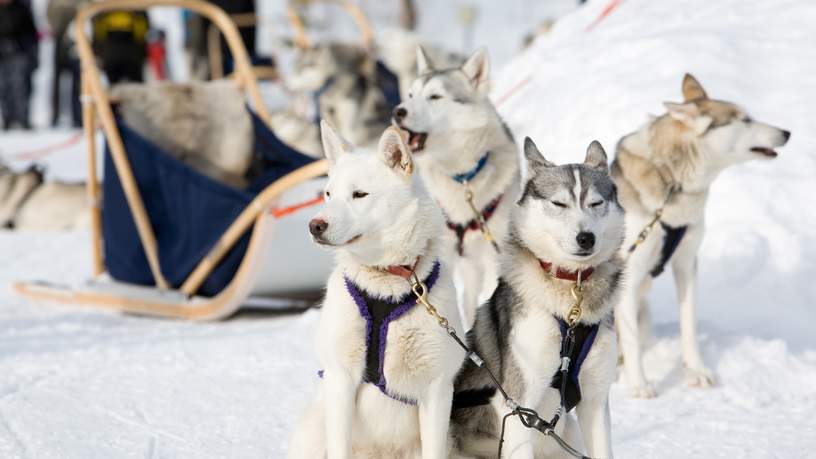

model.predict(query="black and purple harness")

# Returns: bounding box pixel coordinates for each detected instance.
[341,261,441,405]
[452,315,600,413]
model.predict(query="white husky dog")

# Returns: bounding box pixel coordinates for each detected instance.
[288,122,466,459]
[451,138,624,459]
[612,74,791,397]
[393,47,519,327]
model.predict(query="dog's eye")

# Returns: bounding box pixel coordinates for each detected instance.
[589,200,604,208]
[551,201,567,208]
[428,94,443,101]
[324,190,331,199]
[352,190,369,199]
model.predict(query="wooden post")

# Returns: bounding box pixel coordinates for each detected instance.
[81,75,104,277]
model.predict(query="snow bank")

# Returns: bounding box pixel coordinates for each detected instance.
[2,1,816,457]
[493,0,816,348]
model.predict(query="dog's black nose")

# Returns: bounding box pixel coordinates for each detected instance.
[393,106,407,121]
[576,232,596,250]
[309,218,328,237]
[782,130,791,142]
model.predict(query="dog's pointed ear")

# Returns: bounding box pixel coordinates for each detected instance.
[461,47,490,94]
[523,137,554,170]
[682,73,708,102]
[664,102,712,134]
[378,126,414,179]
[416,45,434,75]
[584,141,608,172]
[320,119,351,165]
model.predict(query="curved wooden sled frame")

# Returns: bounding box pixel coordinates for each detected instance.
[286,0,375,51]
[207,12,279,81]
[14,0,329,320]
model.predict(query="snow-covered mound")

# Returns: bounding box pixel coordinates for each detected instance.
[494,0,816,348]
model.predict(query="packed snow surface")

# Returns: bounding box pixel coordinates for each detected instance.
[2,0,816,457]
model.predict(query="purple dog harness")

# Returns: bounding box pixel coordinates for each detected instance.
[320,261,441,405]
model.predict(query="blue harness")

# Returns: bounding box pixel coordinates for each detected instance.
[336,261,441,405]
[550,317,600,411]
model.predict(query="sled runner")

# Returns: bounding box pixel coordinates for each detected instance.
[14,0,332,320]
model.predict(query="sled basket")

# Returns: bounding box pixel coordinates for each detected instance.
[14,0,331,320]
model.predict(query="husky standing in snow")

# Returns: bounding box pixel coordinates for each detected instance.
[450,138,624,459]
[612,74,791,397]
[393,46,519,327]
[288,122,466,458]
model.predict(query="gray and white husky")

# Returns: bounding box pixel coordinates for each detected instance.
[451,138,624,459]
[612,74,791,397]
[393,47,519,327]
[274,42,392,158]
[288,122,465,459]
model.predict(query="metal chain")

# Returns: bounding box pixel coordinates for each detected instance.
[407,271,591,459]
[625,184,679,256]
[463,181,501,253]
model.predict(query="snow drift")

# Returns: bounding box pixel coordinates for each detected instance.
[1,0,816,458]
[494,0,816,348]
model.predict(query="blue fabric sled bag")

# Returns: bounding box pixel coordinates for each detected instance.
[102,110,315,297]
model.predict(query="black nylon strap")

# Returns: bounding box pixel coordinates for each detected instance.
[650,222,688,277]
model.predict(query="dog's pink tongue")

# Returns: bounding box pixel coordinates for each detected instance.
[409,136,420,150]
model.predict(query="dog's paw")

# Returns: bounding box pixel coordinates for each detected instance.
[685,366,715,388]
[630,383,656,399]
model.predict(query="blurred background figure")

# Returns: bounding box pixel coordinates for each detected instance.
[92,10,149,84]
[145,28,168,80]
[184,0,274,80]
[47,0,86,127]
[0,0,38,130]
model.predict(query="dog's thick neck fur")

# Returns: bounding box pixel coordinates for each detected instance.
[621,115,721,191]
[417,116,519,224]
[614,117,713,224]
[503,227,622,324]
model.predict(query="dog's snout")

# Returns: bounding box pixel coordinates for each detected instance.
[782,129,791,143]
[393,106,407,121]
[309,218,328,237]
[576,232,596,250]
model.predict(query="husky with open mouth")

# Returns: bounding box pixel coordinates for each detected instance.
[611,74,791,398]
[288,122,465,458]
[392,46,519,328]
[450,138,624,459]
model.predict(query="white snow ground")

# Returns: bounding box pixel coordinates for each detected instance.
[2,0,816,458]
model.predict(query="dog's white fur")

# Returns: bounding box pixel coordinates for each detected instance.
[611,74,791,397]
[394,47,519,328]
[288,122,465,459]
